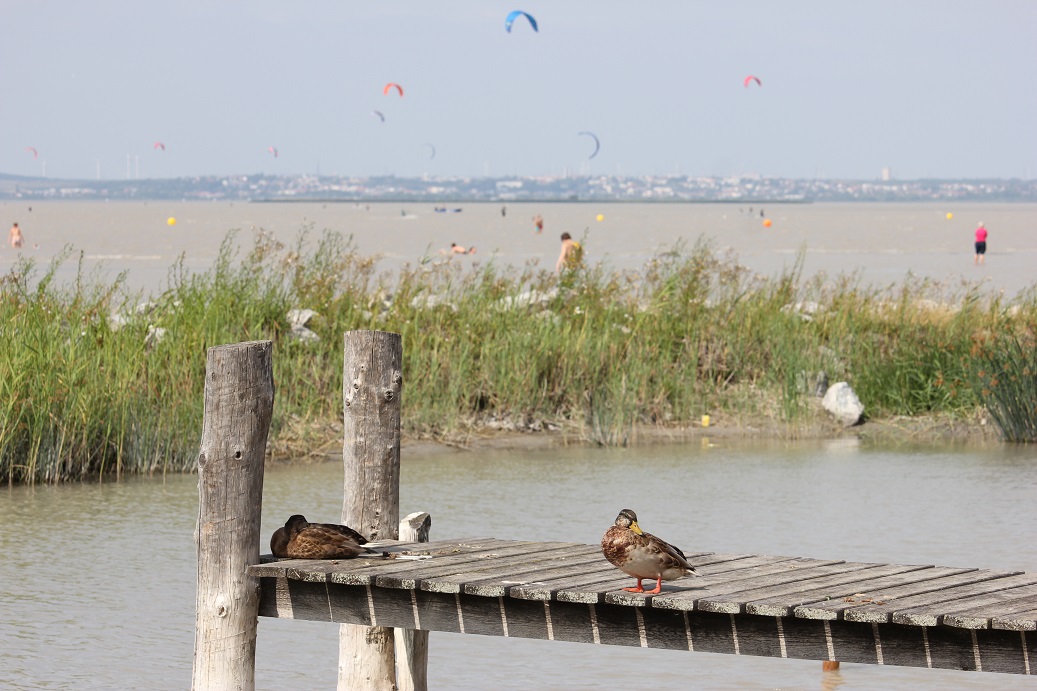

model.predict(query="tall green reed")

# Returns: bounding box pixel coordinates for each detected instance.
[3,227,1035,483]
[971,327,1037,442]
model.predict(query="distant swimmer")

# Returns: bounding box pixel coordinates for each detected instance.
[974,221,988,265]
[448,242,476,255]
[10,222,24,248]
[534,214,544,234]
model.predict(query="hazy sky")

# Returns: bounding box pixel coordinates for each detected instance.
[3,1,1035,181]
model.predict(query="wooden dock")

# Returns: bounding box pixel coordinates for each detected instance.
[251,537,1035,676]
[191,336,1033,688]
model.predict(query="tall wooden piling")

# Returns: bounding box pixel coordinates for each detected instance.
[192,341,275,691]
[339,331,403,690]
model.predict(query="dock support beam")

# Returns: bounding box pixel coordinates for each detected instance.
[396,512,432,691]
[191,341,275,690]
[339,331,404,690]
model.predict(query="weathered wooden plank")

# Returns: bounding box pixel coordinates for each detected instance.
[256,572,1035,675]
[794,569,1014,622]
[900,584,1037,628]
[944,594,1037,630]
[516,566,644,602]
[699,554,803,574]
[743,565,954,618]
[330,540,542,586]
[710,564,929,616]
[993,609,1037,632]
[507,559,637,600]
[639,559,855,613]
[788,567,977,619]
[844,573,1037,625]
[406,543,590,594]
[512,554,799,604]
[465,549,610,598]
[562,557,839,607]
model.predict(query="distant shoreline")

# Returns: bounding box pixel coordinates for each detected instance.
[2,173,1034,203]
[248,197,815,205]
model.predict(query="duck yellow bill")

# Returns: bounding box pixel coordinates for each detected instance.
[630,521,643,535]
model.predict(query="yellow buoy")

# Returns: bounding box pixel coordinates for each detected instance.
[762,218,772,228]
[945,212,954,220]
[595,214,605,222]
[167,217,177,226]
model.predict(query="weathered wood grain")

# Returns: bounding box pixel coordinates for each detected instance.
[339,330,403,691]
[335,540,545,589]
[396,542,589,594]
[251,537,1035,676]
[993,609,1037,632]
[396,512,431,691]
[256,573,1035,675]
[942,592,1037,630]
[192,341,274,691]
[797,569,1016,623]
[895,583,1037,628]
[643,558,849,611]
[735,564,936,617]
[788,567,976,619]
[844,572,1037,625]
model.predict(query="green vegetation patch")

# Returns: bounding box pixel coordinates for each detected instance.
[2,228,1035,484]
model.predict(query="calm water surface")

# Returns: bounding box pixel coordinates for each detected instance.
[1,439,1035,690]
[1,200,1034,296]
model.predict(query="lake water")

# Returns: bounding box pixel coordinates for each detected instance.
[1,200,1035,297]
[1,440,1035,689]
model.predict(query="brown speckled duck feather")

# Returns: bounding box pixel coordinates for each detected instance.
[601,508,699,594]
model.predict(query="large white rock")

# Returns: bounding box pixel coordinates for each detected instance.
[822,382,865,427]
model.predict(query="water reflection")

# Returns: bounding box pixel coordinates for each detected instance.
[1,440,1034,689]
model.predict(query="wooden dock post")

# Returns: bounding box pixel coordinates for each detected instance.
[191,341,275,691]
[395,511,432,691]
[339,331,404,690]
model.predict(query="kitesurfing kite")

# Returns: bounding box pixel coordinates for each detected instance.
[505,10,538,33]
[372,110,386,123]
[383,82,404,97]
[423,143,437,160]
[267,146,279,158]
[154,142,166,151]
[578,131,600,159]
[744,75,762,88]
[26,146,38,159]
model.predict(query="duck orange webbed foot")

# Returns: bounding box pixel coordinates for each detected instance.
[623,579,647,593]
[644,578,664,594]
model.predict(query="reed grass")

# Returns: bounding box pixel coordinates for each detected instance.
[971,331,1037,442]
[2,227,1035,483]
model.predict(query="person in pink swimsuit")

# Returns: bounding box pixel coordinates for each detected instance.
[974,222,988,265]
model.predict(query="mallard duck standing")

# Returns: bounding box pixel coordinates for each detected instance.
[601,508,698,594]
[271,514,387,560]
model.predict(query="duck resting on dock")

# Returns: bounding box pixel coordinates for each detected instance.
[601,509,699,594]
[271,514,390,560]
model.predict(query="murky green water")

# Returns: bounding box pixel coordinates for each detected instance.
[1,439,1034,689]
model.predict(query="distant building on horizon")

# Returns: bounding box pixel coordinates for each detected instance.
[881,167,892,181]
